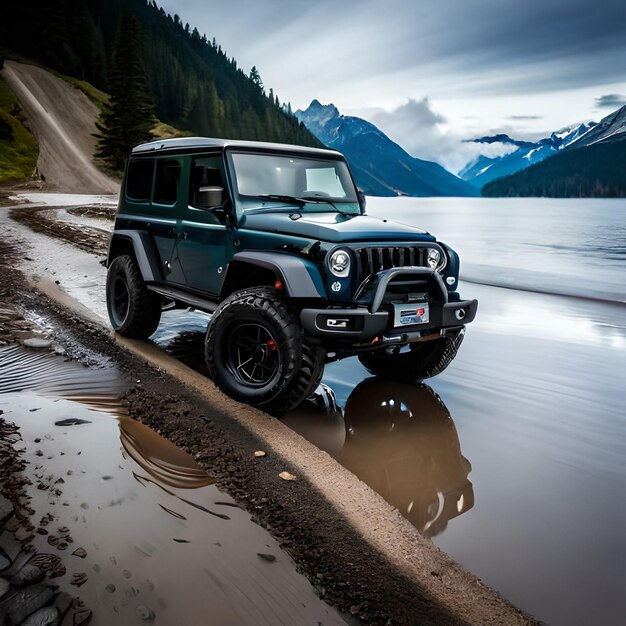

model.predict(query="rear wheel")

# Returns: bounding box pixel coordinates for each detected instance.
[106,254,161,338]
[358,329,465,384]
[205,288,325,414]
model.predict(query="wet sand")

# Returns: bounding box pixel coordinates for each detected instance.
[151,284,626,625]
[0,344,345,626]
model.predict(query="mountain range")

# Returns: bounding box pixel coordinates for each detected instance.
[460,123,596,189]
[482,105,626,197]
[295,100,476,197]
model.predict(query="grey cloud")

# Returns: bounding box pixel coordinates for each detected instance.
[595,94,626,108]
[507,115,543,120]
[158,0,626,98]
[370,99,517,174]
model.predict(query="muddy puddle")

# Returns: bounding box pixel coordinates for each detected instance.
[0,343,344,625]
[151,309,474,538]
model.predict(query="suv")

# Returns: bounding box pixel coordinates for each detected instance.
[106,138,477,413]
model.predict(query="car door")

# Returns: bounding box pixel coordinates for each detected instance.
[148,156,187,285]
[123,157,179,282]
[175,154,231,296]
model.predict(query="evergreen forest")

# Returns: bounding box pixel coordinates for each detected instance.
[0,0,322,164]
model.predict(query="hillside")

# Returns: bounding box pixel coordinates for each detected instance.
[296,100,476,197]
[482,139,626,197]
[0,0,320,148]
[1,61,118,193]
[0,74,37,182]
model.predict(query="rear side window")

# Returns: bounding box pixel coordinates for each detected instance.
[126,159,154,201]
[153,159,182,205]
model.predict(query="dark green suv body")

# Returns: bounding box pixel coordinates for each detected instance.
[106,138,477,413]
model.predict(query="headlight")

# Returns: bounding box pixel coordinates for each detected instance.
[426,247,443,270]
[328,249,351,277]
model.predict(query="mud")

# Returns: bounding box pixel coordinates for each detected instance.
[10,206,110,257]
[0,345,343,625]
[0,327,94,625]
[0,243,345,625]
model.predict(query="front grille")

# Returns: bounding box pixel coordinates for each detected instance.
[353,245,426,284]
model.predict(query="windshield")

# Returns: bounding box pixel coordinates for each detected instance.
[230,151,359,211]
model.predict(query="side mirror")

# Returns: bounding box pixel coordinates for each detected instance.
[196,186,225,209]
[357,189,366,210]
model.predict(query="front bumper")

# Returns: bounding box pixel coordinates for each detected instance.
[300,267,477,345]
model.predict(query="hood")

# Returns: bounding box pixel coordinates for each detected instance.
[239,211,435,244]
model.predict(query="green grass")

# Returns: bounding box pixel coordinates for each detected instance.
[0,76,19,113]
[57,73,109,111]
[0,77,38,182]
[150,121,192,140]
[56,73,189,141]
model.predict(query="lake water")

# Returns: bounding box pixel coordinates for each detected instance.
[153,197,626,625]
[367,196,626,303]
[292,197,626,625]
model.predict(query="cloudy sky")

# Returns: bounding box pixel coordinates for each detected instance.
[158,0,626,172]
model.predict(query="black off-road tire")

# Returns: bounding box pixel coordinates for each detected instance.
[106,254,161,338]
[205,287,325,414]
[358,329,465,384]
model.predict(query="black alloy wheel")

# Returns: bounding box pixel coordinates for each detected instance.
[205,287,325,414]
[226,323,281,386]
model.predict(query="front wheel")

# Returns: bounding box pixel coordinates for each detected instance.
[358,329,465,384]
[106,254,161,338]
[205,288,325,414]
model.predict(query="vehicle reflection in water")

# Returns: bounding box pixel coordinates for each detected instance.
[283,379,474,537]
[118,417,215,490]
[151,312,474,536]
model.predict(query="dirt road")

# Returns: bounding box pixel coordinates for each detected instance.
[1,62,118,194]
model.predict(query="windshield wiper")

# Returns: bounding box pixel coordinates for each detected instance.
[249,194,357,217]
[299,196,338,210]
[300,196,359,217]
[256,194,306,206]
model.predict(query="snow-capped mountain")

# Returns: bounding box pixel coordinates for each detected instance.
[481,104,626,198]
[460,122,596,189]
[564,105,626,149]
[295,100,476,197]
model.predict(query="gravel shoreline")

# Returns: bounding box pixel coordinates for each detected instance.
[0,227,537,625]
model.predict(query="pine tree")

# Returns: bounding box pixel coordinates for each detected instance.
[95,7,155,170]
[249,66,264,91]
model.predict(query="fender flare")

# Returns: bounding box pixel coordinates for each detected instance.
[108,230,163,283]
[221,251,327,299]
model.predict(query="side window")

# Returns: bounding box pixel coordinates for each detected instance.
[126,159,154,202]
[189,155,225,207]
[153,159,182,205]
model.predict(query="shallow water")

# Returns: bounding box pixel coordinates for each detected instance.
[0,344,344,626]
[302,281,626,626]
[144,197,626,625]
[367,196,626,303]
